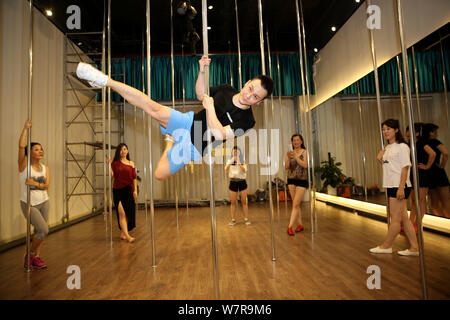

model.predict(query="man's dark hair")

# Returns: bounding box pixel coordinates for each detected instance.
[254,75,274,97]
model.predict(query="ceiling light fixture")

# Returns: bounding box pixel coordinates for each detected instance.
[46,9,53,16]
[314,48,318,53]
[208,5,213,10]
[355,0,361,3]
[331,26,336,32]
[207,26,211,30]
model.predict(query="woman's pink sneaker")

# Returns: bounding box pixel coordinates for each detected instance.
[32,256,47,269]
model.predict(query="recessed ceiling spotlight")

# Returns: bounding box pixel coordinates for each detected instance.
[207,26,211,30]
[314,48,318,53]
[45,9,53,16]
[331,26,336,32]
[78,42,83,46]
[208,5,213,9]
[355,0,361,3]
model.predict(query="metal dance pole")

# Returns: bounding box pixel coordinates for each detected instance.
[299,0,317,229]
[201,0,220,299]
[295,0,313,231]
[258,0,276,262]
[396,55,407,132]
[411,46,421,122]
[234,0,242,90]
[266,31,279,217]
[146,0,156,267]
[356,81,368,202]
[277,54,288,212]
[141,39,149,224]
[25,0,33,273]
[102,0,107,239]
[181,44,189,214]
[107,0,113,245]
[396,0,428,300]
[170,0,179,228]
[366,0,389,228]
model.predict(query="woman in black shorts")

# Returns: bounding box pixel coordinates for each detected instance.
[406,123,436,232]
[423,123,450,218]
[285,134,308,236]
[225,146,250,226]
[370,119,418,256]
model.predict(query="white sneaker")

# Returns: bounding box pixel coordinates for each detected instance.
[369,246,393,254]
[228,220,236,226]
[244,220,251,225]
[397,249,419,256]
[76,62,109,88]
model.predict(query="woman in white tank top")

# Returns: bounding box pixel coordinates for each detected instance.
[18,120,50,269]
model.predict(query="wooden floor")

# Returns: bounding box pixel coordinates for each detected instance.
[0,200,449,300]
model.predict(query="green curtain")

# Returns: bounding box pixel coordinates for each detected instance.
[100,52,316,102]
[340,50,450,95]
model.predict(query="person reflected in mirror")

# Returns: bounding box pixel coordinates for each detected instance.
[422,123,449,218]
[406,123,436,233]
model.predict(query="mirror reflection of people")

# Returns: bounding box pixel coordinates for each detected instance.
[18,120,50,269]
[406,123,436,233]
[370,119,419,256]
[225,146,250,226]
[285,134,308,236]
[423,123,450,218]
[108,143,137,243]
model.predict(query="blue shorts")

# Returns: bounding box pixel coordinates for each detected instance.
[160,109,202,175]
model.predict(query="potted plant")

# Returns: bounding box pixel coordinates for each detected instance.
[315,153,344,196]
[337,176,355,198]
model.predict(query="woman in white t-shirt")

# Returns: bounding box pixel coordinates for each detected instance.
[370,119,419,256]
[18,120,50,269]
[225,146,250,226]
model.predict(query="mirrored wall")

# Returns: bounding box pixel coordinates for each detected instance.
[312,23,450,220]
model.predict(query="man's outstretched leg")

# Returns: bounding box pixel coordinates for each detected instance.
[76,62,171,128]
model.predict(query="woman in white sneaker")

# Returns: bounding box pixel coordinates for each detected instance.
[370,119,419,256]
[18,120,50,269]
[225,146,250,226]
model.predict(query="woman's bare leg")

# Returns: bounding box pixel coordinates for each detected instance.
[118,202,135,243]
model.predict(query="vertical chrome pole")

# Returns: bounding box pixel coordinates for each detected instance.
[295,0,313,231]
[202,0,219,299]
[277,54,288,210]
[107,0,113,245]
[146,0,156,268]
[266,32,279,217]
[357,81,368,202]
[181,44,189,214]
[141,40,148,224]
[299,0,317,229]
[25,0,33,273]
[367,0,389,228]
[411,46,421,122]
[258,0,276,262]
[396,0,428,300]
[228,41,234,87]
[438,31,449,132]
[234,0,242,90]
[396,55,407,132]
[170,0,179,228]
[102,0,107,239]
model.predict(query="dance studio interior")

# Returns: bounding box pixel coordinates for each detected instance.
[1,0,450,302]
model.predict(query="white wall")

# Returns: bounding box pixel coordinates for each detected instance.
[312,0,450,109]
[0,0,97,244]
